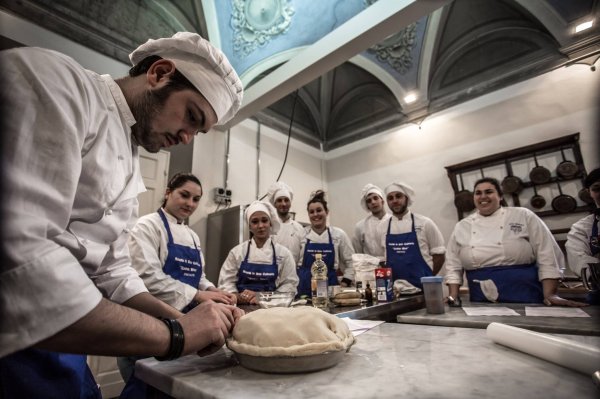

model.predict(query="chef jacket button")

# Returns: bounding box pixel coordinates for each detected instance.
[108,105,115,111]
[497,242,501,245]
[118,155,124,160]
[105,208,113,215]
[472,231,476,234]
[500,226,503,229]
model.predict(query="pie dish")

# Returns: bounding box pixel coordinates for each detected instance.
[226,307,355,373]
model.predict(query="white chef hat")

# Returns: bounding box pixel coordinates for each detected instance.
[267,181,293,204]
[384,182,415,206]
[129,32,243,125]
[245,200,281,234]
[360,183,384,212]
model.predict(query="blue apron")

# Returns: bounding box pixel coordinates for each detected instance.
[297,228,338,297]
[385,214,432,289]
[236,241,279,292]
[466,263,543,303]
[120,210,204,399]
[0,348,101,399]
[158,209,203,291]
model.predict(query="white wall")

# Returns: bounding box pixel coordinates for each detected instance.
[189,120,325,246]
[325,64,600,241]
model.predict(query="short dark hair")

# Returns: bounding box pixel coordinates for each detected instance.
[161,172,202,208]
[129,55,197,93]
[474,177,508,206]
[307,190,328,212]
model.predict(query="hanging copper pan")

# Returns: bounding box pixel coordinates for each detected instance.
[551,182,577,214]
[578,187,594,205]
[454,173,475,212]
[501,160,523,194]
[530,185,546,209]
[529,153,551,185]
[556,147,579,179]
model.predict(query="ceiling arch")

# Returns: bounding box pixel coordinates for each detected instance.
[2,0,598,151]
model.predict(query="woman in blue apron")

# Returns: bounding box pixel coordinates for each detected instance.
[120,173,236,398]
[445,177,587,307]
[297,190,355,298]
[217,200,298,304]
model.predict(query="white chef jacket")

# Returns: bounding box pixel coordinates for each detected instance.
[298,226,356,281]
[444,207,563,286]
[565,213,599,277]
[217,237,299,294]
[128,210,217,311]
[376,211,446,269]
[0,48,147,356]
[273,218,304,264]
[353,213,390,257]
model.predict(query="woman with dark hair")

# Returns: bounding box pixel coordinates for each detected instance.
[119,172,237,393]
[217,200,298,304]
[297,190,355,298]
[128,172,236,314]
[444,177,586,307]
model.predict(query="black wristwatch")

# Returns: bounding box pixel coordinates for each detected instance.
[448,296,462,307]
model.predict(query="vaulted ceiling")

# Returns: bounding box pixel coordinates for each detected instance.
[2,0,599,151]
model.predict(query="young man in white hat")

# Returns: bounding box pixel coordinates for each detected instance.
[352,183,390,257]
[267,181,305,264]
[0,32,243,397]
[377,182,446,289]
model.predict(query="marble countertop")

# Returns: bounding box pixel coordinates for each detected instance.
[136,323,600,399]
[397,301,600,336]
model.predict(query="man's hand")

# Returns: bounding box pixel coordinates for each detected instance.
[177,302,245,356]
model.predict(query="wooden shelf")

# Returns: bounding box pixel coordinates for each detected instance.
[445,133,593,220]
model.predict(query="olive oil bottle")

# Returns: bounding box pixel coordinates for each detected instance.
[310,253,328,308]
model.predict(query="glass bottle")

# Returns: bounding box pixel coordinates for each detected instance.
[365,282,373,303]
[311,253,329,308]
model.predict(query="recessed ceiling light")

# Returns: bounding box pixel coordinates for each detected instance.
[404,93,417,104]
[575,20,593,33]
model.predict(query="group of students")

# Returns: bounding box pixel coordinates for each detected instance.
[139,169,600,324]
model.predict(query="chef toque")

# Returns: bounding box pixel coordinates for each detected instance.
[245,200,281,234]
[384,182,415,206]
[360,183,384,212]
[129,32,243,126]
[267,182,293,205]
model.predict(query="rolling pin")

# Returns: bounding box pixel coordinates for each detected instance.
[486,322,600,375]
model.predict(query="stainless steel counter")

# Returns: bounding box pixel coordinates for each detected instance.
[238,294,425,322]
[397,300,600,336]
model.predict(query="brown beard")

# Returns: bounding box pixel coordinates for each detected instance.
[129,85,175,153]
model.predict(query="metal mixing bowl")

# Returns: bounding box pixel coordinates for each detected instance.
[257,291,294,308]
